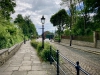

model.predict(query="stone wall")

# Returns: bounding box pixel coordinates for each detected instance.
[0,42,23,66]
[72,40,94,47]
[61,32,100,48]
[61,39,70,44]
[97,40,100,48]
[61,39,95,47]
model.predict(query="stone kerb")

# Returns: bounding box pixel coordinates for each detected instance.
[0,42,23,66]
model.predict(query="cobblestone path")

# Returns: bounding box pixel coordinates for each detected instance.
[51,42,100,75]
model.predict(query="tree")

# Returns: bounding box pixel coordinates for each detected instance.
[14,14,38,38]
[84,0,100,31]
[75,0,100,34]
[60,0,100,35]
[0,0,16,20]
[50,9,69,32]
[60,0,80,26]
[14,14,24,24]
[24,16,38,38]
[50,9,69,42]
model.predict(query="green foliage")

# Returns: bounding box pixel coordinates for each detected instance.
[14,14,38,39]
[40,46,56,61]
[31,40,39,49]
[31,40,56,61]
[0,17,23,49]
[64,29,70,36]
[54,37,60,42]
[37,42,42,55]
[40,42,51,61]
[0,0,16,19]
[50,9,69,32]
[40,48,50,61]
[71,16,93,36]
[61,0,100,37]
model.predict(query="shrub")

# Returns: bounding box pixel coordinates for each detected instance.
[31,40,38,49]
[41,48,50,61]
[40,42,51,61]
[0,22,23,49]
[37,42,43,53]
[41,45,56,61]
[31,40,57,62]
[54,38,59,42]
[31,40,43,55]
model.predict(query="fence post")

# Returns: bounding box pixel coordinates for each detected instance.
[57,50,59,75]
[75,61,80,75]
[24,38,26,44]
[50,46,52,64]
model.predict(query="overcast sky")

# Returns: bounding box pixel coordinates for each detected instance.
[11,0,64,35]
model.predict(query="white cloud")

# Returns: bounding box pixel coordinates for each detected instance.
[18,1,32,9]
[14,0,32,12]
[12,0,63,35]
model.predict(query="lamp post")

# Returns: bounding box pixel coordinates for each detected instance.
[41,15,45,48]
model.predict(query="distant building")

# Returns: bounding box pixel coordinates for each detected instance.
[41,31,54,39]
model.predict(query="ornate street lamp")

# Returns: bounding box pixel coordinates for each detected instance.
[41,15,45,48]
